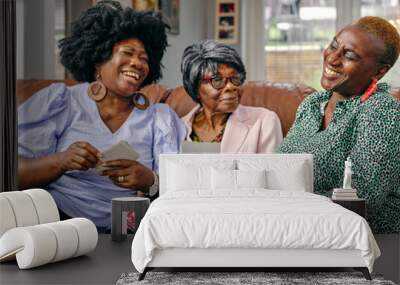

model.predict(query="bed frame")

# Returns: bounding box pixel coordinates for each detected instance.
[139,248,370,280]
[138,154,372,281]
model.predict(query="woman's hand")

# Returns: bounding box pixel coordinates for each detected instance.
[100,160,154,190]
[58,141,102,171]
[18,141,101,189]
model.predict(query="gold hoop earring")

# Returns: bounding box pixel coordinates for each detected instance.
[88,75,107,102]
[132,92,150,110]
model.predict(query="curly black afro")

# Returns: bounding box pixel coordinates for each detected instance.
[59,0,169,86]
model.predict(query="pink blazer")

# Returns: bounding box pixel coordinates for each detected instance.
[181,104,283,153]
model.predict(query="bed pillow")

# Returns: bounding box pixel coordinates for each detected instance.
[166,160,235,192]
[237,159,308,191]
[266,163,306,191]
[211,169,236,190]
[211,169,267,190]
[236,169,267,189]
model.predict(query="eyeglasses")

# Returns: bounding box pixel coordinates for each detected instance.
[202,75,244,90]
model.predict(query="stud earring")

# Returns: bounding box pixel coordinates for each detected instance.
[88,74,107,102]
[132,92,150,110]
[360,79,378,103]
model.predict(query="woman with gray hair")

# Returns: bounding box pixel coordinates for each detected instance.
[181,40,282,153]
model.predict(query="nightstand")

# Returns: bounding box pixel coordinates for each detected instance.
[332,198,366,218]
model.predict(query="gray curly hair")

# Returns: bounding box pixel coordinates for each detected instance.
[181,40,246,103]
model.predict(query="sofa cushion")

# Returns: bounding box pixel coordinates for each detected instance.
[16,79,399,138]
[163,81,314,137]
[14,80,314,137]
[392,87,400,100]
[240,81,314,136]
[16,80,167,106]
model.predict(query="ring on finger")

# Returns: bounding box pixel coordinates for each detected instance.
[118,176,125,183]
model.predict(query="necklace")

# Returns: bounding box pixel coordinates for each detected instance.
[360,79,378,103]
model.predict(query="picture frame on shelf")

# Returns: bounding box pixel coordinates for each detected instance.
[215,0,239,44]
[92,0,178,34]
[92,0,158,10]
[131,0,158,10]
[159,0,180,35]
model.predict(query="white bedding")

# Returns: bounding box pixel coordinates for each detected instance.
[131,190,380,273]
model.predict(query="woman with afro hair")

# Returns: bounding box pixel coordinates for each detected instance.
[17,1,185,232]
[280,16,400,235]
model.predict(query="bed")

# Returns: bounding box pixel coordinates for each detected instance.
[131,154,380,280]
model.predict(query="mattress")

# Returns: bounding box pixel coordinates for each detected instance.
[131,190,380,273]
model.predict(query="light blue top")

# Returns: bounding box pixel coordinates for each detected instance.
[18,83,185,230]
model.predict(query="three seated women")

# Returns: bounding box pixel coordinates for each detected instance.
[17,0,399,237]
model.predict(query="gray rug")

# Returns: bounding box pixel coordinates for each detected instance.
[116,271,396,285]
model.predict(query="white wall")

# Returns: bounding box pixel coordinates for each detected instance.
[241,0,265,81]
[159,0,250,87]
[159,0,210,88]
[21,0,56,79]
[16,0,234,86]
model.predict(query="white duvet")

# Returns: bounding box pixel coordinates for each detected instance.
[131,190,380,273]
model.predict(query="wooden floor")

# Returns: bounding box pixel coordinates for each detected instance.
[0,234,134,285]
[1,233,397,284]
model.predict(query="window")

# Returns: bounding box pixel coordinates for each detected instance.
[265,0,336,89]
[361,0,400,86]
[264,0,400,89]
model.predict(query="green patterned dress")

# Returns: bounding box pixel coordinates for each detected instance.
[279,83,400,234]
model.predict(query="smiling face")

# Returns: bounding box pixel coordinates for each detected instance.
[98,38,150,97]
[321,25,388,97]
[198,63,243,114]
